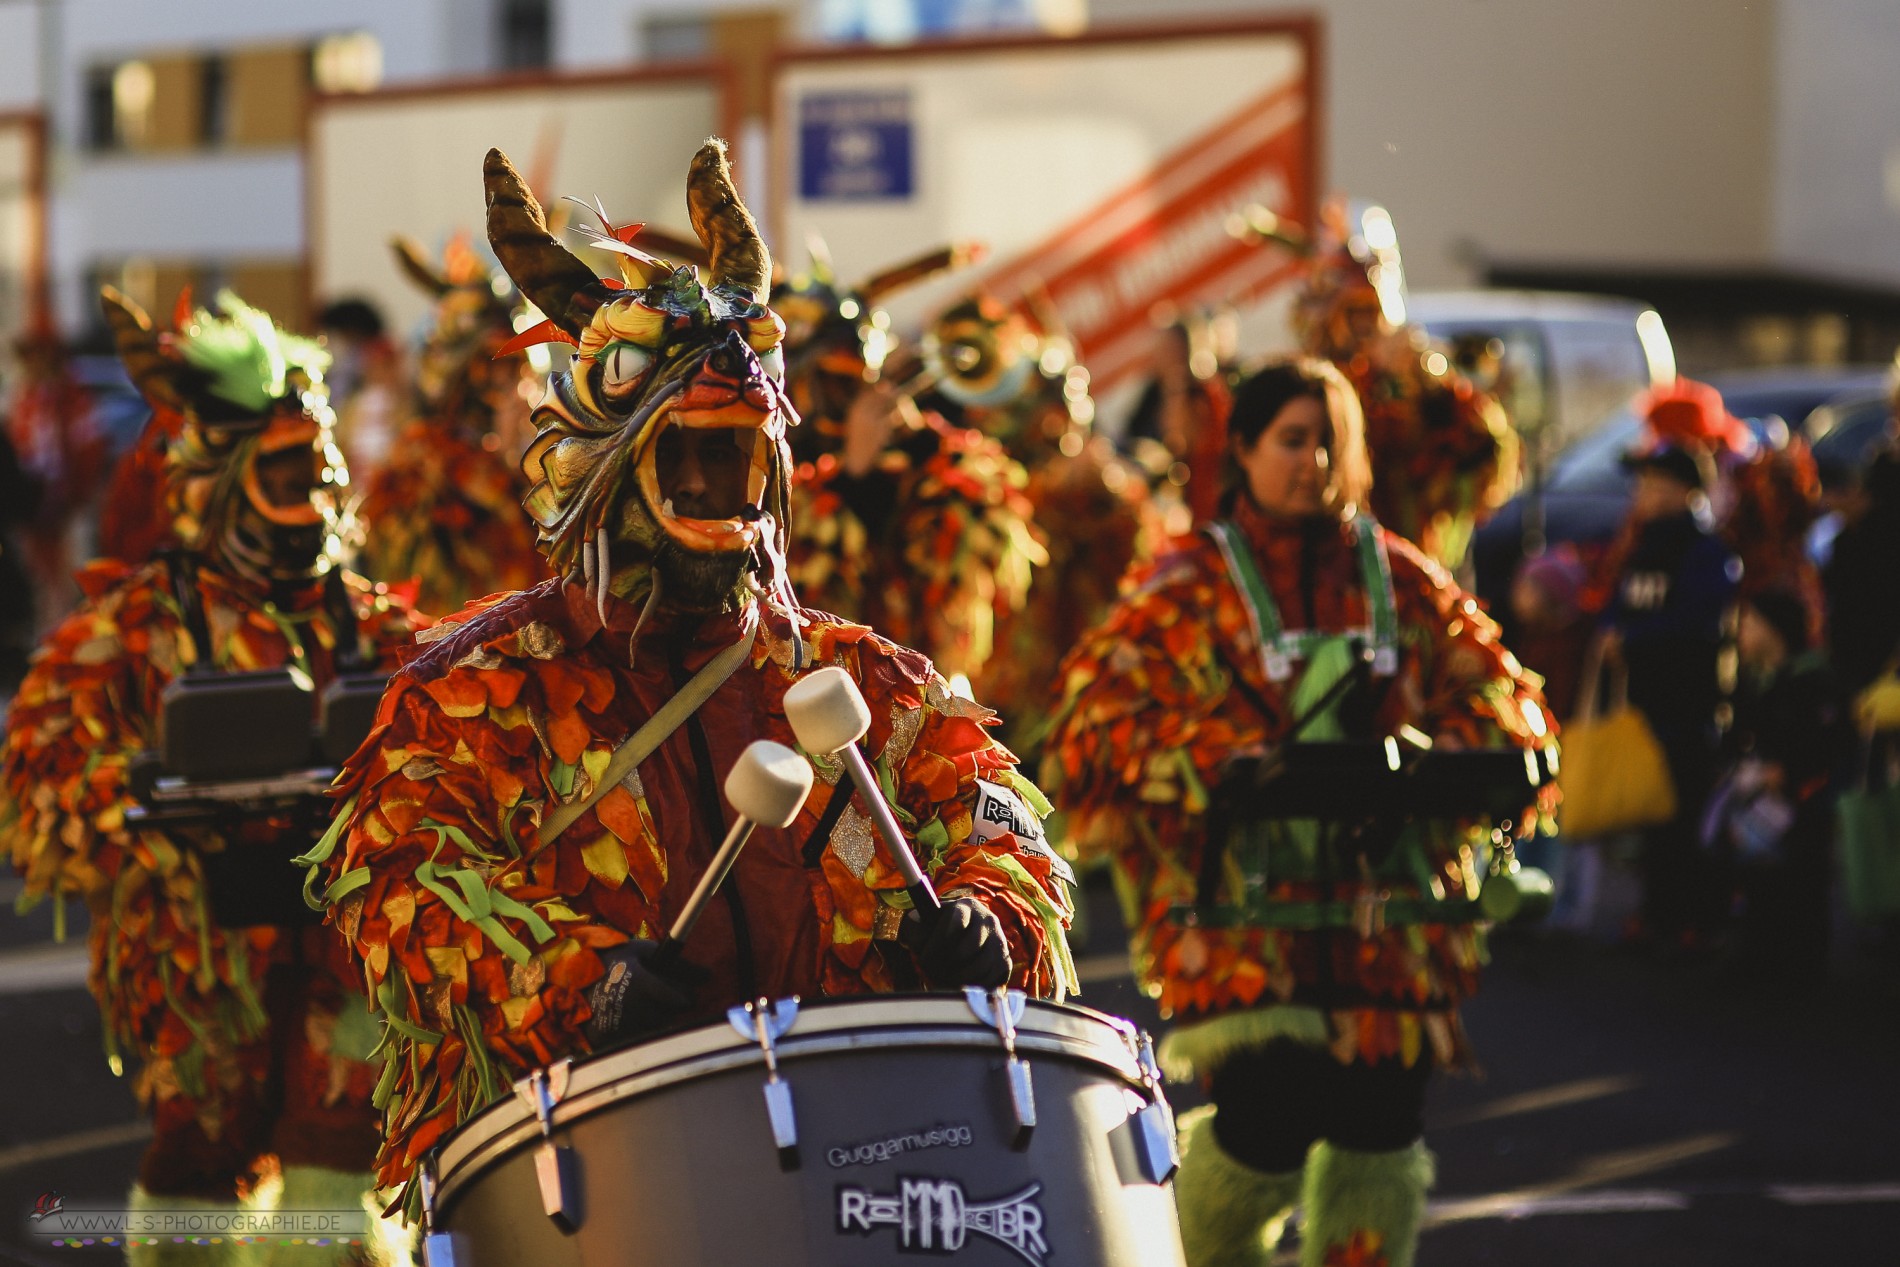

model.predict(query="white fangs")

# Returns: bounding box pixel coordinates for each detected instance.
[662,498,675,518]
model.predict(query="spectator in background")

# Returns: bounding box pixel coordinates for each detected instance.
[7,326,107,629]
[1822,379,1900,702]
[1711,587,1843,982]
[1601,438,1741,947]
[1725,421,1825,645]
[316,296,406,479]
[1510,546,1591,722]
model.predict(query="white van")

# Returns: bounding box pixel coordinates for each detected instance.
[1408,290,1677,457]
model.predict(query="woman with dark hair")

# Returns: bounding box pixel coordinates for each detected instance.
[1046,357,1554,1267]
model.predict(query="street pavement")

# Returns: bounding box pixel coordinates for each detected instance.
[0,869,1893,1265]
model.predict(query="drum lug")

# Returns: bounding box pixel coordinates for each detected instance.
[1131,1032,1180,1185]
[729,996,802,1171]
[417,1160,469,1266]
[965,986,1037,1149]
[516,1061,581,1233]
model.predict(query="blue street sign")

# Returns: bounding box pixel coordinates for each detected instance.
[798,90,914,201]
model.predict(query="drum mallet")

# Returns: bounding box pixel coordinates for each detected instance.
[783,666,942,921]
[650,740,813,970]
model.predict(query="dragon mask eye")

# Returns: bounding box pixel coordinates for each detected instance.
[600,342,654,403]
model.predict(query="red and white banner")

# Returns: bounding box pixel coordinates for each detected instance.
[977,81,1311,392]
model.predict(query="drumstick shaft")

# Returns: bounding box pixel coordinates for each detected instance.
[668,817,759,946]
[837,743,941,911]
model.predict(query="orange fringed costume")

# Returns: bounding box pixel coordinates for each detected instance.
[926,295,1164,750]
[355,236,545,614]
[774,247,1045,685]
[1044,496,1554,1072]
[309,589,1073,1202]
[303,144,1074,1216]
[1,291,424,1200]
[793,418,1045,683]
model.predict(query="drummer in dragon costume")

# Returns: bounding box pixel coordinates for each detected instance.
[302,142,1076,1217]
[354,234,547,613]
[774,244,1046,686]
[1045,359,1555,1267]
[1284,201,1517,572]
[0,290,424,1265]
[924,294,1162,751]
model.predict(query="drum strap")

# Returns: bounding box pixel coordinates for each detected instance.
[800,772,859,868]
[535,623,757,847]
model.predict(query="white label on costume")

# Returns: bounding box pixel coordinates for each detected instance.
[971,780,1074,885]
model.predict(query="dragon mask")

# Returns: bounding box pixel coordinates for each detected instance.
[101,286,349,590]
[485,140,793,616]
[391,233,540,436]
[771,240,983,461]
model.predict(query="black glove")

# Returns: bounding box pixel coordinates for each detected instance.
[583,939,708,1047]
[899,897,1012,989]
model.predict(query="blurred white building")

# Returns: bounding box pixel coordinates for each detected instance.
[1,0,1898,366]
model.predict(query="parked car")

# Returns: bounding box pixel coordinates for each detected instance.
[1411,290,1677,458]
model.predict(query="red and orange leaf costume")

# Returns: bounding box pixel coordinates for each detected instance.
[1,290,424,1202]
[1293,202,1517,571]
[1044,495,1554,1074]
[354,236,546,614]
[305,145,1074,1214]
[775,248,1045,684]
[926,295,1164,750]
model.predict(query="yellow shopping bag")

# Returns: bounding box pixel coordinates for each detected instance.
[1557,646,1678,839]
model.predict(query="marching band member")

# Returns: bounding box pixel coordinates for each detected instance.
[1291,202,1517,572]
[774,246,1046,688]
[302,143,1075,1219]
[925,294,1162,751]
[354,235,548,614]
[1,290,423,1265]
[1045,358,1554,1267]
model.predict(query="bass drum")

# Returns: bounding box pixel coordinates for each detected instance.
[423,992,1186,1267]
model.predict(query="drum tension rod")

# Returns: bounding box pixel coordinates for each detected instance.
[517,1060,580,1232]
[1131,1032,1181,1185]
[729,996,802,1170]
[966,986,1036,1149]
[418,1164,468,1267]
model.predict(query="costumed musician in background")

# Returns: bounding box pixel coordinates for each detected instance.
[1,290,424,1266]
[1240,200,1518,574]
[1045,358,1555,1267]
[354,234,548,614]
[303,142,1076,1220]
[922,293,1162,753]
[773,239,1046,691]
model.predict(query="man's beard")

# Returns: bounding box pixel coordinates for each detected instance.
[654,537,750,612]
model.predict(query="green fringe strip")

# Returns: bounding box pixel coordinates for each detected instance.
[1157,1006,1331,1082]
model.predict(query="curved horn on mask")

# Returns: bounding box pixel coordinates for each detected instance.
[390,235,453,298]
[686,138,770,300]
[484,147,605,336]
[99,285,184,411]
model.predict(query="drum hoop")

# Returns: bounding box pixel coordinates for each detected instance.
[431,998,1150,1214]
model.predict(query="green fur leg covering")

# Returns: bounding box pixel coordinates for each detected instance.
[1158,1007,1332,1082]
[1174,1106,1304,1267]
[260,1169,407,1267]
[1299,1140,1434,1267]
[126,1184,244,1267]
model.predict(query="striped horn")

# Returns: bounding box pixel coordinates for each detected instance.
[390,235,452,298]
[686,138,770,300]
[99,286,184,411]
[484,147,604,336]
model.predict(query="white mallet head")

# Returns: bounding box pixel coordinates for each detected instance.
[782,665,872,757]
[725,740,814,829]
